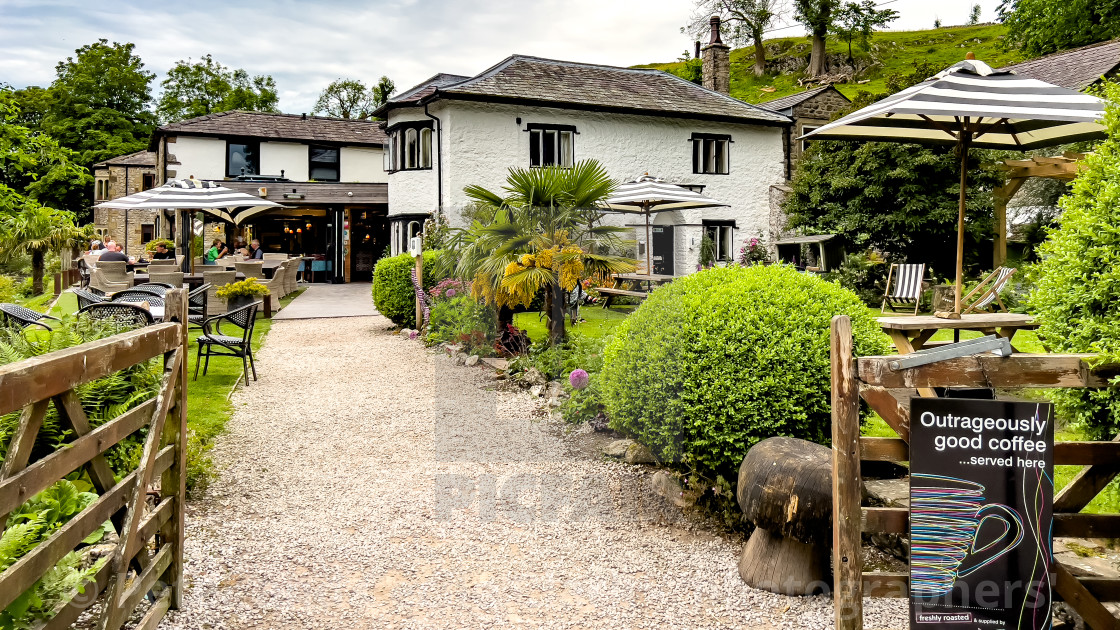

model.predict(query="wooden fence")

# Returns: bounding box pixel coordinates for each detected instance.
[0,289,188,629]
[830,315,1120,630]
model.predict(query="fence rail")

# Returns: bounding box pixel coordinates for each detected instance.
[831,315,1120,630]
[0,289,188,629]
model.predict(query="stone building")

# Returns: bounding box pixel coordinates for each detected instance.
[757,85,852,176]
[91,151,160,257]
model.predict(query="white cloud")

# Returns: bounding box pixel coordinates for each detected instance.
[0,0,1007,113]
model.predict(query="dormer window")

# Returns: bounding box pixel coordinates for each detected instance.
[527,124,575,168]
[691,133,731,175]
[227,140,259,177]
[386,121,433,172]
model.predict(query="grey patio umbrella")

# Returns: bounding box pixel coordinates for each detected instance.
[95,178,285,272]
[802,56,1106,316]
[601,175,726,274]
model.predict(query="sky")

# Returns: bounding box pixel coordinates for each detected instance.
[1,0,1006,114]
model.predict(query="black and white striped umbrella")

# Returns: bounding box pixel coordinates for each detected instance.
[94,178,285,224]
[801,58,1106,316]
[601,175,726,274]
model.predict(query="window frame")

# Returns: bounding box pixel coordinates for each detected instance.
[308,144,341,182]
[385,121,434,173]
[690,133,732,175]
[140,223,155,243]
[702,220,736,262]
[526,123,577,168]
[141,173,155,191]
[96,179,104,200]
[226,139,261,178]
[800,124,820,155]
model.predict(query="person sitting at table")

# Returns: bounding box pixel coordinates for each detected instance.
[248,239,264,260]
[87,239,103,255]
[152,242,176,260]
[204,239,228,265]
[98,244,128,262]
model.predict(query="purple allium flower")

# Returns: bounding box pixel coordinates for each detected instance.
[409,330,418,340]
[446,288,456,297]
[569,369,590,390]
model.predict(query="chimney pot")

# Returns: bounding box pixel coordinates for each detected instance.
[709,15,723,45]
[965,51,976,60]
[301,112,307,120]
[695,40,701,59]
[701,16,731,94]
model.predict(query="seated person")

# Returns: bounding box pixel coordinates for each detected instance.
[248,239,265,260]
[151,243,176,260]
[204,239,227,265]
[98,244,129,262]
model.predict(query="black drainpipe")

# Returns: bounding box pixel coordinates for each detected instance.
[124,165,130,254]
[423,100,443,216]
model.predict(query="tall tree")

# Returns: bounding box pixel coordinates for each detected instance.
[998,0,1120,56]
[371,76,396,117]
[686,0,781,76]
[157,54,280,123]
[831,0,899,62]
[795,0,841,77]
[313,76,394,119]
[42,40,157,166]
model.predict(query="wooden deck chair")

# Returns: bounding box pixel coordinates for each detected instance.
[963,267,1016,314]
[881,263,926,315]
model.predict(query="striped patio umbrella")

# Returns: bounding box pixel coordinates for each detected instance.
[802,56,1106,316]
[601,175,726,274]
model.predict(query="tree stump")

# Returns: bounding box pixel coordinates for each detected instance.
[736,437,833,596]
[931,284,955,313]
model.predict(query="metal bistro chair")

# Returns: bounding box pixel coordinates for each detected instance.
[881,263,927,316]
[77,302,154,327]
[112,287,166,302]
[112,293,164,309]
[188,283,211,329]
[73,288,108,310]
[0,303,60,330]
[195,300,261,385]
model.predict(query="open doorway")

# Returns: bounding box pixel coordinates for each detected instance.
[349,209,389,282]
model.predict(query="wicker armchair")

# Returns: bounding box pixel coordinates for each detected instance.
[234,261,265,279]
[0,303,60,330]
[148,258,177,268]
[148,271,185,287]
[202,270,236,316]
[77,302,154,327]
[263,253,288,261]
[90,261,133,293]
[194,301,261,385]
[284,258,299,295]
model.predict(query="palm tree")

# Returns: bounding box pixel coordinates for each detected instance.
[448,159,636,343]
[0,201,81,296]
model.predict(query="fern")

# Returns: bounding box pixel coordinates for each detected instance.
[0,517,45,572]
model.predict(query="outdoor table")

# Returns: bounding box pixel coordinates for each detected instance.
[878,313,1040,398]
[133,272,246,289]
[613,272,675,292]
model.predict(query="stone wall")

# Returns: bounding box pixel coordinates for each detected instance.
[701,42,731,95]
[789,89,851,163]
[92,162,160,257]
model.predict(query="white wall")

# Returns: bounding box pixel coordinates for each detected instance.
[341,147,387,183]
[168,136,226,181]
[260,142,308,180]
[386,108,439,219]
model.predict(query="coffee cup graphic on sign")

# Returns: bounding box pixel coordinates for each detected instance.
[910,473,1025,596]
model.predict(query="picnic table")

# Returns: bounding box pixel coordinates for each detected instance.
[878,313,1040,398]
[598,273,676,308]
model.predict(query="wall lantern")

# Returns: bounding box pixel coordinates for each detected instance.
[306,222,312,229]
[296,228,302,233]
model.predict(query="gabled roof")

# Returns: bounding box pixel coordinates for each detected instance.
[756,85,848,114]
[390,73,472,105]
[150,110,388,150]
[93,150,156,168]
[1001,39,1120,91]
[376,55,789,126]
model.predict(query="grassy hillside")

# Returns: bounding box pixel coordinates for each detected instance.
[637,24,1027,105]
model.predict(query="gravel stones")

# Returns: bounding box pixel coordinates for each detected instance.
[160,314,907,629]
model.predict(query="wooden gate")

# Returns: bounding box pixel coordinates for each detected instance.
[830,315,1120,630]
[0,289,188,629]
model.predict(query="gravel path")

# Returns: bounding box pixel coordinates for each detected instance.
[161,314,907,629]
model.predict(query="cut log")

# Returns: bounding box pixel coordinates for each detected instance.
[737,437,832,543]
[738,527,830,596]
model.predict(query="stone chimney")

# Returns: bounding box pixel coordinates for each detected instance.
[701,15,731,94]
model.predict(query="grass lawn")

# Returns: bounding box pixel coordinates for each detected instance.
[41,286,303,493]
[513,305,634,344]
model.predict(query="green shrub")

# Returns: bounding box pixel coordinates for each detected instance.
[371,251,440,327]
[510,334,606,382]
[0,276,15,303]
[426,294,497,355]
[824,251,888,306]
[560,376,605,424]
[1028,84,1120,440]
[601,264,889,482]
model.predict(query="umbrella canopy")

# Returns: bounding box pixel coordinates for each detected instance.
[801,57,1106,315]
[601,175,726,274]
[94,178,285,224]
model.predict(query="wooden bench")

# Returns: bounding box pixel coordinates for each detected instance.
[597,287,648,308]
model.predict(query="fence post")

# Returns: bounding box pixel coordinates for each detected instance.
[831,315,863,629]
[414,253,423,328]
[161,288,189,608]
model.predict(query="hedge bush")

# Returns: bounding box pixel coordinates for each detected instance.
[371,251,440,327]
[601,264,888,481]
[1028,85,1120,440]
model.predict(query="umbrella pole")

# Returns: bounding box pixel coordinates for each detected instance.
[953,132,972,318]
[645,204,652,275]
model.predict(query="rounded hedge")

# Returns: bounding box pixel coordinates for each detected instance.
[371,251,440,327]
[600,264,889,481]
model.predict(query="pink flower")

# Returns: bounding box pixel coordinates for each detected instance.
[446,288,456,297]
[569,369,590,390]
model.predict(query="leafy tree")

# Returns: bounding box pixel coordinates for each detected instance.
[41,40,157,167]
[313,76,395,119]
[794,0,841,77]
[0,202,81,295]
[686,0,781,76]
[156,54,279,123]
[831,0,899,62]
[998,0,1120,56]
[1028,83,1120,440]
[969,3,983,24]
[448,160,635,342]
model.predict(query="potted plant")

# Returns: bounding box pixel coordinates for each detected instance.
[215,278,270,310]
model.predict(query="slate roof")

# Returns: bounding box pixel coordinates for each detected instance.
[93,150,156,168]
[1001,39,1120,91]
[756,85,845,114]
[151,111,388,149]
[377,55,788,125]
[390,73,472,105]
